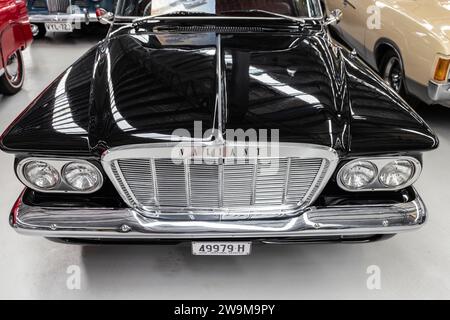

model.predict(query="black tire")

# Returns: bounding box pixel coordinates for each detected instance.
[380,50,406,97]
[34,23,47,39]
[0,50,24,95]
[380,50,424,110]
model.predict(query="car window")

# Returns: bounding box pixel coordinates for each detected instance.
[116,0,322,18]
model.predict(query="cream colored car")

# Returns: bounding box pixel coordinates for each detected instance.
[324,0,450,107]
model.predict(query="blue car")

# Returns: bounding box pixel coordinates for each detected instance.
[27,0,116,38]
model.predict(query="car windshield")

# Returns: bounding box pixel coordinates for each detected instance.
[116,0,322,19]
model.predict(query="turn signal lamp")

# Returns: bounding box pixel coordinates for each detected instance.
[434,58,450,81]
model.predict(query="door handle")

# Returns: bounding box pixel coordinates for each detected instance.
[343,0,356,9]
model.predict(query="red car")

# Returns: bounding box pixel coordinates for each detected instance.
[0,0,32,95]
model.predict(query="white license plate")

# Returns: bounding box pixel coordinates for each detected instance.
[192,242,252,256]
[45,22,73,32]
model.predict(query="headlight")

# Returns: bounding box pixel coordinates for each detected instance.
[23,161,60,189]
[379,160,414,187]
[339,161,377,190]
[17,158,103,193]
[63,162,102,191]
[337,157,421,192]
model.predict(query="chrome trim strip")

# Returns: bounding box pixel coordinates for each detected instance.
[218,161,224,207]
[150,159,159,207]
[184,159,191,207]
[336,157,422,192]
[216,33,224,142]
[250,158,258,205]
[12,188,427,239]
[282,157,291,204]
[102,142,338,162]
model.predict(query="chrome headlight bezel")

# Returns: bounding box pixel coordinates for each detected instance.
[337,157,422,192]
[17,158,104,194]
[338,160,378,191]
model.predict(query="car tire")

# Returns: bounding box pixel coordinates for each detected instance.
[380,50,406,97]
[34,23,47,39]
[0,50,24,95]
[380,50,424,110]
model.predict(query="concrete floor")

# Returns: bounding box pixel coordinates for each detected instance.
[1,34,450,300]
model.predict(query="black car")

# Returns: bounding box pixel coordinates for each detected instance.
[0,0,438,254]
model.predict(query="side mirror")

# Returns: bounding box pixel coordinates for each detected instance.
[96,8,114,25]
[325,9,343,26]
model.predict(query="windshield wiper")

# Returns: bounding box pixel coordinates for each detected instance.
[132,11,216,26]
[220,9,306,25]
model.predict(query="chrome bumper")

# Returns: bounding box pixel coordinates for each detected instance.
[11,188,427,240]
[29,12,98,26]
[428,80,450,107]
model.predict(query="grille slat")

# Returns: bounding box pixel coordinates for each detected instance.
[190,162,220,207]
[155,159,187,207]
[223,163,254,207]
[113,156,327,214]
[117,159,154,207]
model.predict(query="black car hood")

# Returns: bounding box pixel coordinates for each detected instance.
[0,27,438,156]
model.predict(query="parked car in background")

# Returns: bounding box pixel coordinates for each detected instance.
[1,0,438,252]
[27,0,116,38]
[0,0,33,95]
[324,0,450,107]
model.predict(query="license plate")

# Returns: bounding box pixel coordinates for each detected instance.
[192,242,252,256]
[45,22,73,32]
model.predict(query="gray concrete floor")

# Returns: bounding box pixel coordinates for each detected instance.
[1,34,450,300]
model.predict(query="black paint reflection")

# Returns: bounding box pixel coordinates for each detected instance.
[0,25,438,156]
[223,33,349,151]
[89,32,218,151]
[343,52,438,153]
[0,48,95,154]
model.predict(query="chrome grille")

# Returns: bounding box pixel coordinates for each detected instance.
[108,158,325,210]
[102,143,339,218]
[46,0,71,13]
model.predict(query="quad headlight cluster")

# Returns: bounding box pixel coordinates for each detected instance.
[17,158,103,193]
[337,157,421,192]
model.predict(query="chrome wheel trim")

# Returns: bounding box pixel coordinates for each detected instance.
[30,24,39,36]
[383,56,403,93]
[5,51,23,88]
